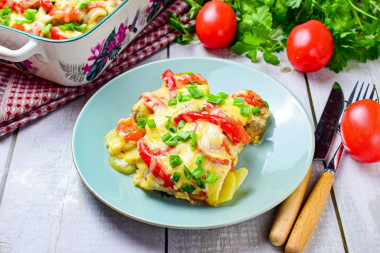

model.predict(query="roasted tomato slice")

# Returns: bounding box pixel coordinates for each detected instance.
[50,27,70,40]
[116,118,145,142]
[137,140,174,188]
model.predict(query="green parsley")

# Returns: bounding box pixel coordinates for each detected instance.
[167,12,197,45]
[169,155,183,168]
[252,106,261,115]
[170,172,182,183]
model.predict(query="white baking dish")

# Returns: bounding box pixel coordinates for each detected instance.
[0,0,171,86]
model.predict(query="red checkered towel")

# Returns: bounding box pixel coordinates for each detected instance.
[0,0,193,137]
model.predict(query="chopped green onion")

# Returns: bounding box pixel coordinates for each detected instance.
[205,173,218,183]
[183,166,191,179]
[197,178,206,189]
[189,132,198,147]
[181,184,196,194]
[262,100,269,109]
[177,91,183,101]
[165,138,179,146]
[180,95,191,102]
[165,116,172,129]
[0,5,11,21]
[252,106,261,115]
[15,19,33,24]
[58,22,87,31]
[23,9,37,22]
[176,131,191,141]
[178,120,185,129]
[161,192,172,198]
[168,98,178,106]
[169,127,177,133]
[195,153,204,165]
[146,119,156,128]
[1,19,9,26]
[217,92,229,99]
[170,172,182,183]
[79,0,92,9]
[186,85,204,99]
[207,94,225,105]
[191,166,205,179]
[41,24,52,34]
[240,105,250,117]
[233,97,244,107]
[137,117,148,129]
[183,71,193,75]
[169,155,183,168]
[161,132,172,142]
[185,84,197,89]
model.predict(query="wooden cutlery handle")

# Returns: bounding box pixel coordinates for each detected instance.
[285,171,335,253]
[269,165,312,246]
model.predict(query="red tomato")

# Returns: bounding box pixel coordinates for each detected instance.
[195,0,237,49]
[340,99,380,163]
[50,27,70,40]
[11,23,26,31]
[286,20,334,72]
[40,0,53,11]
[116,118,145,142]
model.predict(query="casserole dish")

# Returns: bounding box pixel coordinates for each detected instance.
[0,0,171,86]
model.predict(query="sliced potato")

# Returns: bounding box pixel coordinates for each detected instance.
[108,156,136,175]
[218,172,237,204]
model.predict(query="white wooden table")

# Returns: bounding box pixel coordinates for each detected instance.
[0,42,379,253]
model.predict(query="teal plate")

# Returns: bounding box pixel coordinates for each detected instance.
[73,57,315,229]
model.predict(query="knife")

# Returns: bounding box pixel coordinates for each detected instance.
[269,82,345,246]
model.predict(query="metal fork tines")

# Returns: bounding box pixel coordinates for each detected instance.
[327,81,377,173]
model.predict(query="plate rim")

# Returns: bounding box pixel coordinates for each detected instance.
[72,57,315,229]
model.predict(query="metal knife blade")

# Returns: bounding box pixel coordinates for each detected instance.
[314,82,345,161]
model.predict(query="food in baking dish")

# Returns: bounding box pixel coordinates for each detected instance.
[0,0,122,39]
[105,69,270,206]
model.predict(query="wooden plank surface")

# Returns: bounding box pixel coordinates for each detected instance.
[168,43,345,252]
[0,52,167,252]
[308,59,380,253]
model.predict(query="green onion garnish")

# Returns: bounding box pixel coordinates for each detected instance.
[181,184,196,194]
[137,117,148,129]
[79,0,92,9]
[168,98,177,106]
[217,92,229,99]
[177,92,183,101]
[181,95,191,102]
[41,24,52,34]
[170,172,182,183]
[0,5,11,21]
[161,132,172,142]
[240,105,250,117]
[178,120,185,129]
[23,9,37,22]
[165,116,172,129]
[205,173,218,183]
[15,19,33,24]
[176,130,191,141]
[183,166,191,179]
[207,94,225,105]
[169,127,177,133]
[169,155,183,168]
[197,178,206,189]
[186,85,204,99]
[262,100,269,109]
[233,97,244,107]
[252,106,261,115]
[183,71,193,75]
[195,153,204,165]
[1,19,9,26]
[191,166,205,179]
[146,119,156,128]
[165,138,179,146]
[58,22,87,31]
[189,132,198,147]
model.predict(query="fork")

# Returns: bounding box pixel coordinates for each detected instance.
[285,81,377,253]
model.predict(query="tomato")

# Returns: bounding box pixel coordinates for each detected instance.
[116,118,145,142]
[137,140,174,188]
[50,27,70,40]
[195,0,237,49]
[11,23,26,31]
[340,99,380,163]
[41,0,53,12]
[161,69,176,91]
[174,73,208,87]
[286,20,334,72]
[232,90,266,109]
[140,92,167,112]
[174,111,251,145]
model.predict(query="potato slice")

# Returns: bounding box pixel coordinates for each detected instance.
[218,172,237,204]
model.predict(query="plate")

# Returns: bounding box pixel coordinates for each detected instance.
[72,57,315,229]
